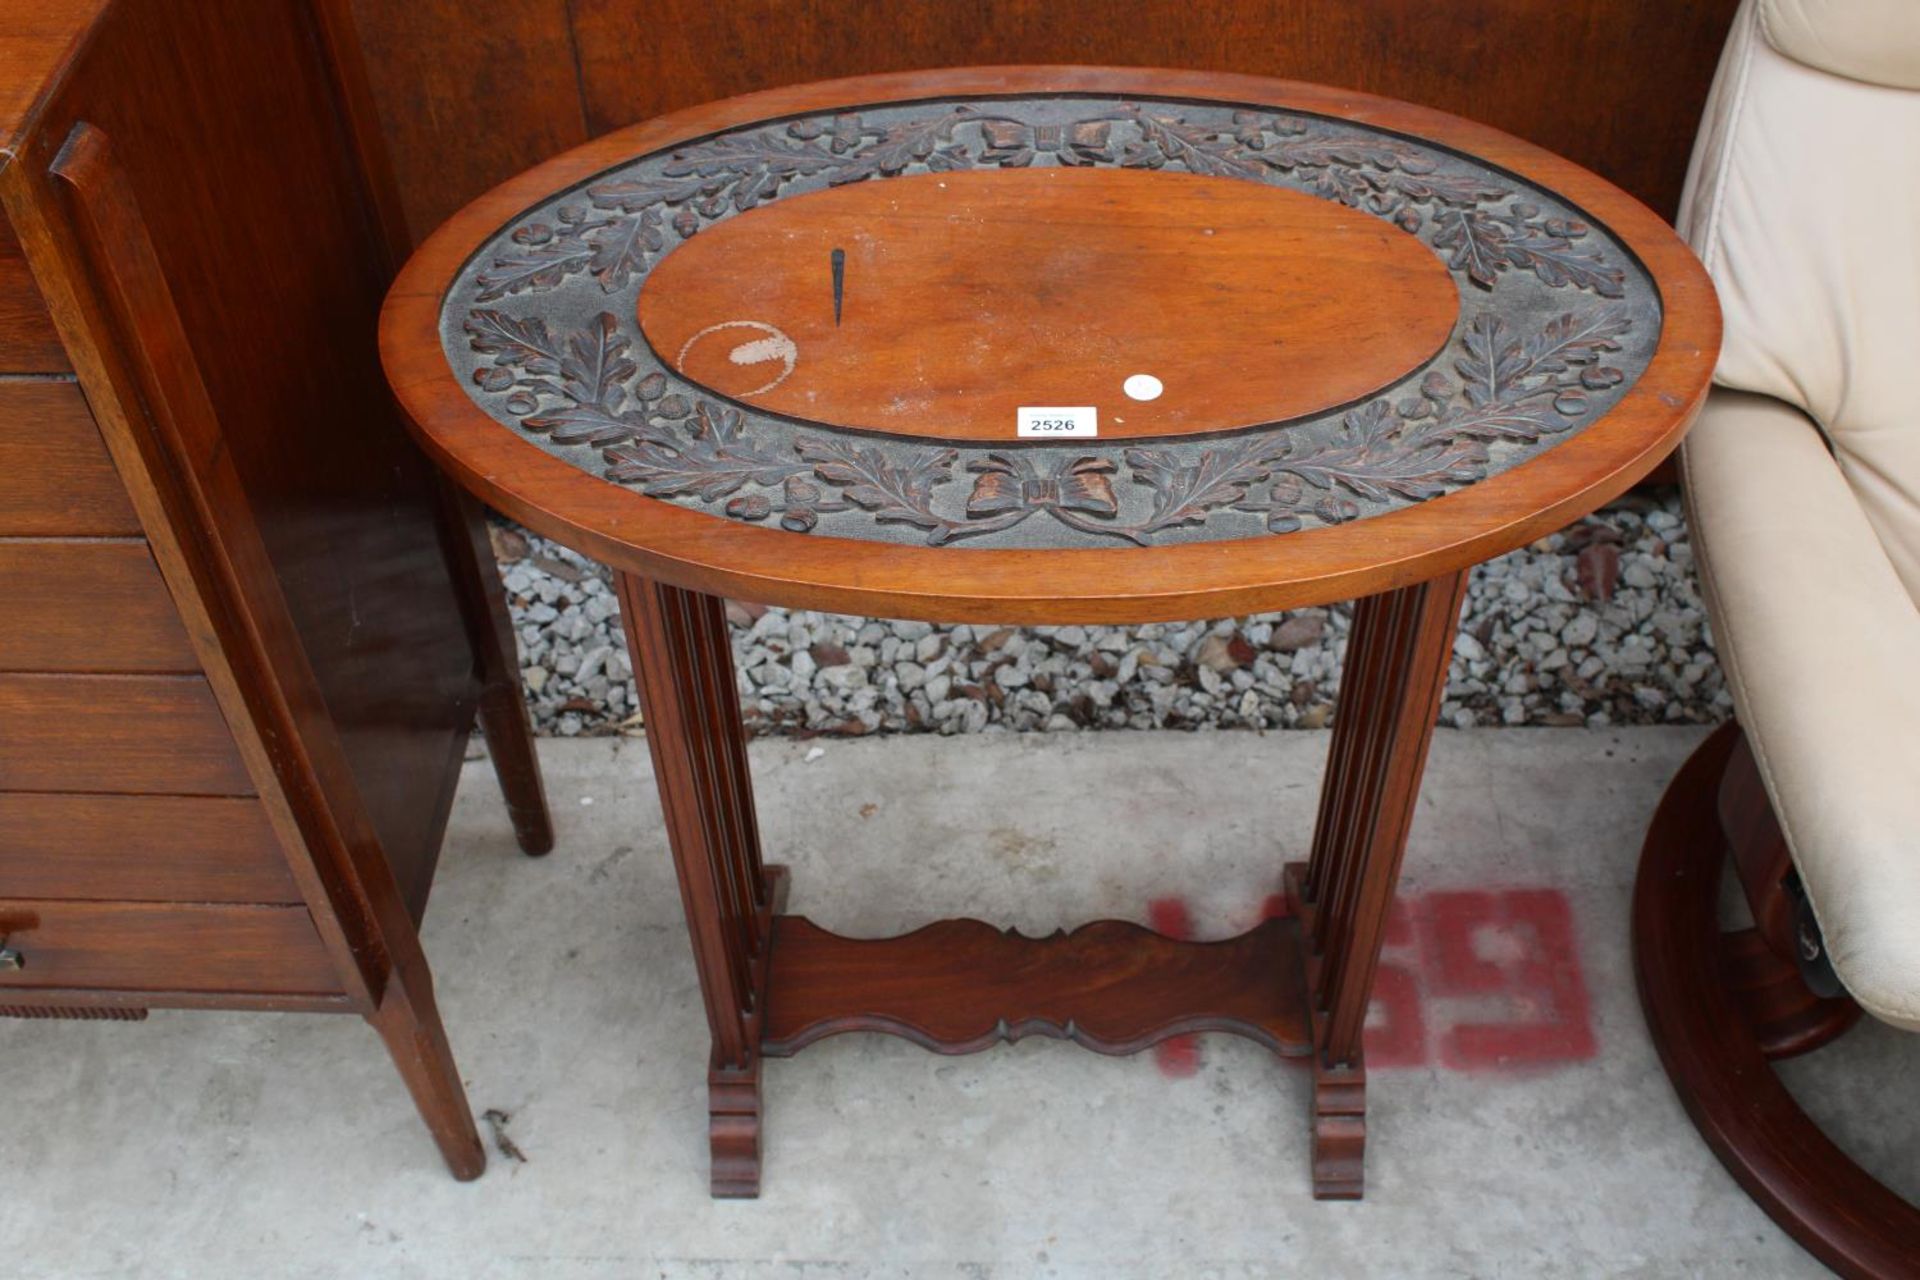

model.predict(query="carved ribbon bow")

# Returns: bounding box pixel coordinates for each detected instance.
[965,452,1119,529]
[978,120,1115,167]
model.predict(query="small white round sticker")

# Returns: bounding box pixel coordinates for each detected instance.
[1123,373,1164,401]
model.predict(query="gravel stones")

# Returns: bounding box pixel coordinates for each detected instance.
[492,490,1729,738]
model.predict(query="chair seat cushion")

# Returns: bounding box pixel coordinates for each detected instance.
[1685,388,1920,1029]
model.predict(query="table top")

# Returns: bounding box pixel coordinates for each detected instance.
[382,67,1718,623]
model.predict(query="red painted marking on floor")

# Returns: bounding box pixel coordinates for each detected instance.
[1418,889,1598,1071]
[1139,886,1596,1078]
[1364,900,1427,1068]
[1147,897,1201,1078]
[1147,896,1192,939]
[1384,896,1415,949]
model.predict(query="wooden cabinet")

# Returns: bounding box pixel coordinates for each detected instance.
[0,0,551,1179]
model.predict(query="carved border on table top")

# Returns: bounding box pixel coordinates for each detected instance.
[446,97,1660,549]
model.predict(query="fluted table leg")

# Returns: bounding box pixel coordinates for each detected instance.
[1288,569,1467,1199]
[616,573,783,1198]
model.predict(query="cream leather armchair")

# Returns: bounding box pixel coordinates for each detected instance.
[1634,1,1920,1275]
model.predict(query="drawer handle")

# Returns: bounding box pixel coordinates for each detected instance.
[0,937,22,972]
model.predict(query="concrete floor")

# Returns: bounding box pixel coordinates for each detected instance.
[5,727,1916,1278]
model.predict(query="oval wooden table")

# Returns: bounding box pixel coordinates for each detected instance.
[381,66,1718,1200]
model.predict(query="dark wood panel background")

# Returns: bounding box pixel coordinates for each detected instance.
[348,0,1740,247]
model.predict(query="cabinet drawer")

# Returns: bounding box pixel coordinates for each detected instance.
[0,674,251,795]
[0,540,198,672]
[0,381,138,535]
[0,222,68,373]
[0,795,299,903]
[0,900,337,995]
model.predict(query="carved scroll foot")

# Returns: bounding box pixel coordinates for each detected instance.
[1311,1055,1367,1200]
[707,864,787,1199]
[708,1060,763,1199]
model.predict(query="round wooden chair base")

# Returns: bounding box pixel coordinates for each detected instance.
[1633,724,1920,1279]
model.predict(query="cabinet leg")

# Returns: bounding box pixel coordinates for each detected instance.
[478,678,553,856]
[617,573,771,1198]
[438,481,553,856]
[1297,570,1467,1199]
[367,961,486,1181]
